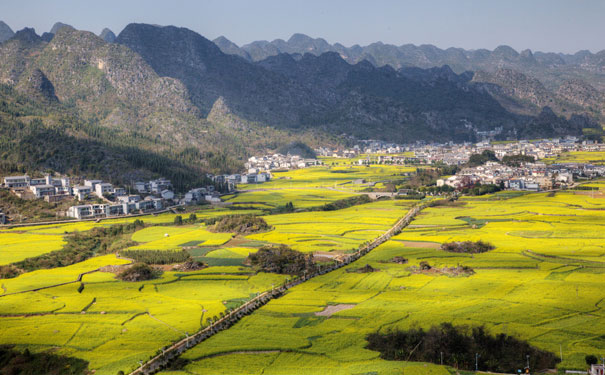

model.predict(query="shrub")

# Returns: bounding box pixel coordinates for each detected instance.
[441,240,495,254]
[212,215,271,234]
[586,354,598,365]
[117,263,162,282]
[247,245,315,276]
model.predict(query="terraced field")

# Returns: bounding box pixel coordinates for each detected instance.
[163,191,605,375]
[0,178,417,374]
[2,164,604,375]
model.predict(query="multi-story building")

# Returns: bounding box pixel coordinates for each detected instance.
[29,184,56,198]
[95,182,114,198]
[73,186,93,201]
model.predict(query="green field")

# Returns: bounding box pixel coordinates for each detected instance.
[163,191,605,375]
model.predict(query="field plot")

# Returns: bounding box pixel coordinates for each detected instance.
[170,192,605,374]
[247,200,417,253]
[543,150,605,165]
[223,188,358,208]
[0,232,65,264]
[0,255,286,374]
[129,225,234,250]
[236,164,416,191]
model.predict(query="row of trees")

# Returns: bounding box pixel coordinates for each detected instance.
[366,323,560,373]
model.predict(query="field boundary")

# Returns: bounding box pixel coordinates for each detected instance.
[128,197,444,375]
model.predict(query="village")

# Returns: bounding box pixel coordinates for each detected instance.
[0,175,226,221]
[2,138,604,224]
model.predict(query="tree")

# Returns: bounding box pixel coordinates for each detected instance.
[174,215,183,225]
[188,213,197,223]
[586,355,598,366]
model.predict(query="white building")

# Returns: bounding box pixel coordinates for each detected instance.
[3,175,30,188]
[67,204,108,219]
[29,184,56,198]
[73,186,93,201]
[95,183,113,198]
[84,179,103,189]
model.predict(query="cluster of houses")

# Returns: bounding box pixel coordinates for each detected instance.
[3,175,73,202]
[245,154,321,172]
[67,179,175,219]
[438,161,605,191]
[318,137,605,167]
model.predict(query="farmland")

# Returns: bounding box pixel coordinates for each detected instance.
[543,150,605,165]
[1,164,604,375]
[163,191,605,375]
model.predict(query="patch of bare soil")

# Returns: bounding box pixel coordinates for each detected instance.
[411,264,474,277]
[313,251,346,262]
[315,304,356,317]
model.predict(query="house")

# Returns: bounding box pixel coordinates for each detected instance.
[113,187,127,197]
[160,190,175,200]
[73,186,93,201]
[0,212,6,224]
[84,179,103,189]
[106,204,126,216]
[134,181,149,193]
[136,200,156,211]
[29,184,56,198]
[67,204,108,219]
[95,183,113,198]
[118,195,141,204]
[3,175,30,188]
[590,364,604,375]
[29,177,47,186]
[150,178,172,194]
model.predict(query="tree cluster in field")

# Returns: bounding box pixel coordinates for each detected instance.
[0,221,145,278]
[120,249,192,265]
[173,214,197,225]
[467,150,499,167]
[117,263,163,282]
[0,345,89,375]
[460,183,502,196]
[346,264,378,273]
[441,240,495,254]
[247,245,316,276]
[502,154,535,167]
[366,323,559,373]
[402,165,459,190]
[270,201,295,214]
[317,195,371,211]
[211,214,271,234]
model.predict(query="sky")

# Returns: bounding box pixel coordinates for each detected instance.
[2,0,604,54]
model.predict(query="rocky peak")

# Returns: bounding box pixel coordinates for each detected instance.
[213,35,251,60]
[17,68,58,102]
[99,28,116,43]
[12,28,41,44]
[49,22,74,34]
[0,21,14,43]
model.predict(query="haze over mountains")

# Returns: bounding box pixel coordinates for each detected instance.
[0,21,603,186]
[214,33,605,91]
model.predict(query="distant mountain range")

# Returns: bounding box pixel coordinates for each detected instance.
[0,21,602,184]
[214,33,605,91]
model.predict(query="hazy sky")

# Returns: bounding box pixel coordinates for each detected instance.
[2,0,604,53]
